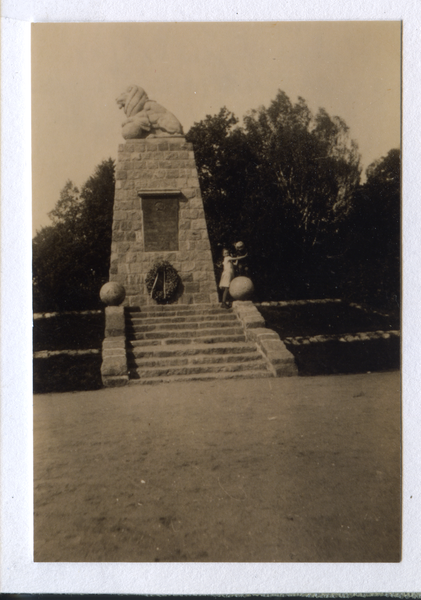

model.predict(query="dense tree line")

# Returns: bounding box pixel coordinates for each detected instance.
[186,91,400,310]
[33,90,400,313]
[339,148,400,309]
[33,159,115,311]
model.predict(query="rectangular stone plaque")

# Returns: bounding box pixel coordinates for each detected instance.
[141,197,179,252]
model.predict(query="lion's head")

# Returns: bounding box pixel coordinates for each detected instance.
[116,85,149,118]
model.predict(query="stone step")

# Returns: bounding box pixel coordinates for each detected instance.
[126,319,240,333]
[128,370,273,385]
[127,334,247,347]
[130,360,269,379]
[127,313,237,325]
[126,304,227,318]
[127,341,259,358]
[128,327,245,341]
[127,351,263,369]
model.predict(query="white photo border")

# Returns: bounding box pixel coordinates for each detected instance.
[1,1,420,594]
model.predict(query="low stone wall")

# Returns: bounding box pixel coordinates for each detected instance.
[34,349,100,359]
[232,301,298,377]
[33,310,102,320]
[101,306,129,387]
[255,299,342,308]
[284,330,400,346]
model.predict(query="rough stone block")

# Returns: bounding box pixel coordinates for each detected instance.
[179,220,191,230]
[193,271,210,282]
[163,252,178,262]
[183,209,199,220]
[246,327,278,342]
[129,263,143,274]
[103,336,125,348]
[174,178,187,189]
[129,295,142,306]
[180,188,196,199]
[192,293,210,304]
[260,340,285,355]
[272,360,298,377]
[113,210,127,221]
[188,198,204,209]
[146,160,160,169]
[184,282,201,294]
[233,300,254,307]
[102,375,129,388]
[102,348,126,357]
[242,315,266,328]
[104,306,125,338]
[117,263,129,275]
[181,261,196,272]
[122,180,135,190]
[165,151,179,160]
[191,219,207,230]
[101,356,127,377]
[196,240,211,251]
[188,231,203,241]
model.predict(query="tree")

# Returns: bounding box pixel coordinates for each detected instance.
[340,149,400,309]
[187,91,361,298]
[33,159,115,311]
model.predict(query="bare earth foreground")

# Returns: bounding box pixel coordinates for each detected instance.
[34,370,400,562]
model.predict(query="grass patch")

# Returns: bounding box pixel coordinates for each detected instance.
[33,312,105,393]
[34,354,102,394]
[257,302,399,339]
[257,302,400,375]
[287,337,400,376]
[33,312,105,352]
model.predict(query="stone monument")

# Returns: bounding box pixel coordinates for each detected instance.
[108,85,219,306]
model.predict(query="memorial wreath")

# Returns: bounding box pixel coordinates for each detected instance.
[145,260,180,303]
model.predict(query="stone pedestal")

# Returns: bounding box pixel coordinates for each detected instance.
[109,137,219,306]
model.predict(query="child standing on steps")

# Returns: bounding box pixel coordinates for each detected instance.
[219,248,236,308]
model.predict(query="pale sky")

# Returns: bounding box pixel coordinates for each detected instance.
[32,21,401,236]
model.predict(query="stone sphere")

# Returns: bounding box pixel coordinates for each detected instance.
[100,282,126,306]
[229,276,255,300]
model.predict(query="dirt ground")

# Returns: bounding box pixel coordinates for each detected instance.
[34,370,401,562]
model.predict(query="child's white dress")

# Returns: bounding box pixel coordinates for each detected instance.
[219,256,235,288]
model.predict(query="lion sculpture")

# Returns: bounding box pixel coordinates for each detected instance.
[116,85,184,139]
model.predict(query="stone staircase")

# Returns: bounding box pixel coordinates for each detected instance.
[125,304,273,384]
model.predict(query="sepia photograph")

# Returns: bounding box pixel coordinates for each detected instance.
[32,22,401,563]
